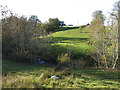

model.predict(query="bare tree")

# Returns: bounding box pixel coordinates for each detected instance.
[89,8,119,69]
[109,1,120,69]
[89,10,108,68]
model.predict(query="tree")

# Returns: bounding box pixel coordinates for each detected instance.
[1,6,62,64]
[89,10,108,68]
[117,1,120,69]
[89,8,119,69]
[91,10,104,24]
[2,13,47,63]
[111,1,120,69]
[107,1,120,69]
[47,18,60,32]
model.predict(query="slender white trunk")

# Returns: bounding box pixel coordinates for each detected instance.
[112,39,118,69]
[118,1,120,69]
[103,30,108,68]
[112,53,118,69]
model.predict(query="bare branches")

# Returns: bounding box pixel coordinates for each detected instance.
[89,7,119,69]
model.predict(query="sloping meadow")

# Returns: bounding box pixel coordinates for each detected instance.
[49,27,94,67]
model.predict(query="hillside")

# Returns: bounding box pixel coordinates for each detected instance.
[51,27,92,56]
[2,27,120,88]
[47,26,94,67]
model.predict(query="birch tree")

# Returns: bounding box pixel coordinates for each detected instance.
[112,0,120,69]
[89,9,119,69]
[108,1,119,69]
[106,17,118,69]
[89,10,107,68]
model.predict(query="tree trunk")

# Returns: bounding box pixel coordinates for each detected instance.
[103,30,108,68]
[118,1,120,69]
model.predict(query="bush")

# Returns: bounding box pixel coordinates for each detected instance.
[57,53,69,67]
[2,15,52,64]
[41,18,60,33]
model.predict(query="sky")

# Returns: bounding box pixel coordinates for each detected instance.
[0,0,117,26]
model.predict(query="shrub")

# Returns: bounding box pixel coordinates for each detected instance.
[41,18,60,33]
[57,53,69,67]
[2,15,52,64]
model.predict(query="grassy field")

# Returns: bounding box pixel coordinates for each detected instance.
[2,59,120,88]
[2,27,120,88]
[49,27,93,60]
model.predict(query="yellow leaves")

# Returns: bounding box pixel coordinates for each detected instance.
[57,53,69,63]
[99,55,105,63]
[93,40,96,44]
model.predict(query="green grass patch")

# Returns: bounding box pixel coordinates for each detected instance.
[2,59,120,88]
[2,57,53,73]
[49,27,93,59]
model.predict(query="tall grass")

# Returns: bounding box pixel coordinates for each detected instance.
[2,59,120,88]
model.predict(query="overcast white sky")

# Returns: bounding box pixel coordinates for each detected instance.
[0,0,117,26]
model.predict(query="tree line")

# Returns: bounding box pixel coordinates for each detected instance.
[1,6,60,64]
[89,1,120,69]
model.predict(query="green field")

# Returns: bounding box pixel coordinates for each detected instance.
[49,27,93,59]
[2,59,120,88]
[2,27,120,88]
